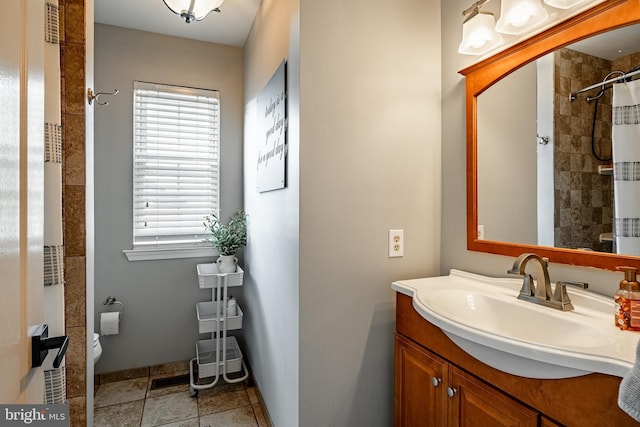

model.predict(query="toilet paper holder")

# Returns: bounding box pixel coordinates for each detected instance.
[103,296,124,313]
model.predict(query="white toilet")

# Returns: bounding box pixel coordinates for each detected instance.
[93,333,102,365]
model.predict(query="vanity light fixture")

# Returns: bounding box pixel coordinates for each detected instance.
[458,0,503,55]
[543,0,587,9]
[162,0,223,23]
[495,0,549,35]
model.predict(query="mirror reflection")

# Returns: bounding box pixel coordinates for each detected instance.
[477,23,640,256]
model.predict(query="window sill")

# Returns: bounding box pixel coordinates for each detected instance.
[123,246,215,262]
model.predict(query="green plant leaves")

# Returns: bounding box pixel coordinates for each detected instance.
[203,210,247,256]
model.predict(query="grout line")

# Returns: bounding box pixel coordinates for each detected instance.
[137,399,145,427]
[95,374,264,427]
[94,398,146,410]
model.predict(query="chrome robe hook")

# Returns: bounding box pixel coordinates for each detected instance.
[88,88,119,106]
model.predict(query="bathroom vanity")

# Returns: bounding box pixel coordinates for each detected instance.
[394,293,639,426]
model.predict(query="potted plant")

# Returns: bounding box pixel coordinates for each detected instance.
[204,210,247,273]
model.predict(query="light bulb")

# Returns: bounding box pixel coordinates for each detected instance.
[470,37,488,49]
[458,12,503,55]
[543,0,586,9]
[510,13,531,27]
[496,0,548,35]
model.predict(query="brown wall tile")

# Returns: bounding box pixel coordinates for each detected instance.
[63,43,85,116]
[58,0,65,44]
[60,1,87,423]
[60,76,66,111]
[64,2,84,44]
[59,42,65,80]
[554,48,613,251]
[63,185,86,256]
[68,396,86,427]
[65,326,86,399]
[64,256,86,328]
[63,113,86,185]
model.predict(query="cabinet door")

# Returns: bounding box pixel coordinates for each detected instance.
[395,334,447,427]
[541,416,563,427]
[447,367,538,427]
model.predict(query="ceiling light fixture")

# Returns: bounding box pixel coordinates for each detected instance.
[495,0,548,35]
[458,0,503,55]
[162,0,223,23]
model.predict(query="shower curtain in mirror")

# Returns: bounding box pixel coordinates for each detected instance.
[44,0,66,404]
[613,79,640,255]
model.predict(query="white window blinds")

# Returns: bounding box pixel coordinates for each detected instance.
[133,81,219,248]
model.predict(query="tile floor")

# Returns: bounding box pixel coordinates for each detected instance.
[94,371,269,427]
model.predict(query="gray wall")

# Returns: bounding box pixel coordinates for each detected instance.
[298,1,441,425]
[242,0,300,425]
[243,0,442,425]
[441,0,621,298]
[94,24,244,373]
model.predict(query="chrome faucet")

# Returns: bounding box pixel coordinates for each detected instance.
[507,253,588,311]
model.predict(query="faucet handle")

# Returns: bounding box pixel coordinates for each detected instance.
[551,282,575,311]
[556,280,588,289]
[519,273,536,297]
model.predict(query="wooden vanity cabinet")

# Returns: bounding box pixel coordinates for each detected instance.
[395,334,447,426]
[448,365,538,427]
[396,334,537,427]
[540,417,562,427]
[394,293,640,427]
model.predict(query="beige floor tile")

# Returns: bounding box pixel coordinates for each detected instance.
[199,406,258,427]
[141,391,198,427]
[94,400,144,427]
[246,386,259,404]
[201,381,245,395]
[150,360,190,376]
[252,403,269,427]
[99,366,150,384]
[197,382,249,416]
[155,418,199,427]
[146,373,191,399]
[94,377,149,408]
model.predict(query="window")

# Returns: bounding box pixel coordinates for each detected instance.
[125,81,219,261]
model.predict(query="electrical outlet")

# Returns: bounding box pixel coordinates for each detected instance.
[477,225,485,240]
[388,229,404,258]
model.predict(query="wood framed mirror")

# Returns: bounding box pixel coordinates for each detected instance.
[460,0,640,270]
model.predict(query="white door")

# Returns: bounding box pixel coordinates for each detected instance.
[0,0,46,403]
[86,0,96,421]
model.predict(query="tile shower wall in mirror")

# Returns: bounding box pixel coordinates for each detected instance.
[553,47,613,252]
[553,47,640,252]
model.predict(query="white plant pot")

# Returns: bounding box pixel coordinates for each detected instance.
[217,255,238,273]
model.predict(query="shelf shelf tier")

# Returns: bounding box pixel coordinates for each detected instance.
[197,263,244,289]
[197,302,244,334]
[196,337,243,378]
[190,262,249,393]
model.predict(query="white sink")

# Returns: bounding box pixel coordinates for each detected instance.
[392,269,640,379]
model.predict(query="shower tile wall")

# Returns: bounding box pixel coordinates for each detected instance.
[612,52,640,85]
[554,48,613,252]
[60,0,88,425]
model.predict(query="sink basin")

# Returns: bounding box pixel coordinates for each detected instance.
[392,269,640,379]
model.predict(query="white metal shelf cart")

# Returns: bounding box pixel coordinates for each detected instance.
[189,263,249,397]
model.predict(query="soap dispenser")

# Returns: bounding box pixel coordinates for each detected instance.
[614,266,640,331]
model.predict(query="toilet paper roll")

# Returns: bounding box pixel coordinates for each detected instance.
[100,312,120,336]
